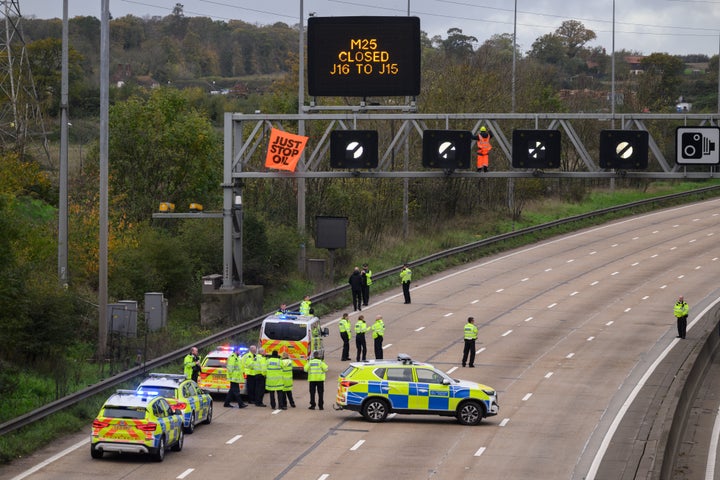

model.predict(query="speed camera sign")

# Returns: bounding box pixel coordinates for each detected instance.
[676,126,720,165]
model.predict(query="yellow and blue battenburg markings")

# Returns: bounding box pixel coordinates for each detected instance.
[346,380,480,411]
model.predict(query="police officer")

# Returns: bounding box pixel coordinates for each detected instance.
[276,303,289,314]
[400,264,412,304]
[265,351,284,410]
[372,315,385,360]
[355,315,368,361]
[254,348,268,407]
[299,296,313,315]
[339,313,352,360]
[224,347,248,408]
[462,317,478,368]
[242,345,258,406]
[281,351,296,408]
[674,295,689,339]
[361,263,372,306]
[304,353,328,410]
[183,346,201,383]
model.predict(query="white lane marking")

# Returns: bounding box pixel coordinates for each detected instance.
[571,291,579,296]
[566,353,575,359]
[632,237,639,240]
[272,409,282,414]
[415,326,425,332]
[696,266,702,270]
[661,285,668,289]
[525,316,533,322]
[590,251,597,255]
[587,296,720,480]
[474,447,486,457]
[472,299,479,304]
[177,469,195,479]
[447,366,458,374]
[496,288,504,293]
[444,312,453,317]
[651,253,659,258]
[690,239,697,243]
[693,218,700,222]
[383,344,392,349]
[476,347,486,354]
[632,262,639,266]
[521,277,529,282]
[671,246,678,250]
[499,418,510,427]
[611,243,618,247]
[705,406,720,480]
[545,268,552,272]
[591,281,599,286]
[567,259,575,263]
[545,372,554,379]
[10,438,87,480]
[548,303,557,309]
[587,336,595,342]
[226,435,242,444]
[625,308,632,313]
[318,475,330,480]
[350,440,365,451]
[522,393,533,401]
[611,271,619,276]
[678,275,685,279]
[652,230,659,233]
[606,321,614,326]
[673,224,680,228]
[502,330,513,337]
[642,296,650,300]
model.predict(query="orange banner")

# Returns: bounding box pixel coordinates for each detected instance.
[264,128,308,172]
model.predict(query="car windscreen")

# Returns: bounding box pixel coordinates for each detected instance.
[263,321,307,341]
[137,386,177,398]
[204,358,226,367]
[102,407,146,419]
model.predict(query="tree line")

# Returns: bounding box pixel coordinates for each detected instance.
[0,9,718,396]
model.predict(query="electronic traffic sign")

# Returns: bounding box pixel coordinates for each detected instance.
[676,126,720,165]
[307,16,421,97]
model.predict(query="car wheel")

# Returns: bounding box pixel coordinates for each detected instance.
[152,436,166,462]
[361,398,389,422]
[185,412,195,434]
[90,445,103,459]
[457,400,485,426]
[171,430,184,452]
[203,403,213,424]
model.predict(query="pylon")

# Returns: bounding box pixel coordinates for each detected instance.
[0,0,49,160]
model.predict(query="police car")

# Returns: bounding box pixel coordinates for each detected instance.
[91,389,184,461]
[136,373,213,433]
[198,345,248,394]
[334,354,499,426]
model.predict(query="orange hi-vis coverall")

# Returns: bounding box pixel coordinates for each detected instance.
[477,133,492,170]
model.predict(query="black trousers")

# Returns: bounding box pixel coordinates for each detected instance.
[224,381,245,406]
[356,334,367,361]
[309,381,324,408]
[677,315,688,339]
[341,332,350,360]
[255,375,266,405]
[361,285,370,305]
[352,289,363,310]
[462,339,476,366]
[245,374,256,403]
[374,335,384,359]
[402,282,411,303]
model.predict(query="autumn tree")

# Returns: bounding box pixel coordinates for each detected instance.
[638,53,685,111]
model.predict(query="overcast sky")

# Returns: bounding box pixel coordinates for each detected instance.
[18,0,720,57]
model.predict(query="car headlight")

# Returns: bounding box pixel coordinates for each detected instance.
[482,389,496,397]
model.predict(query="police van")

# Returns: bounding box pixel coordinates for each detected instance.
[259,312,329,371]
